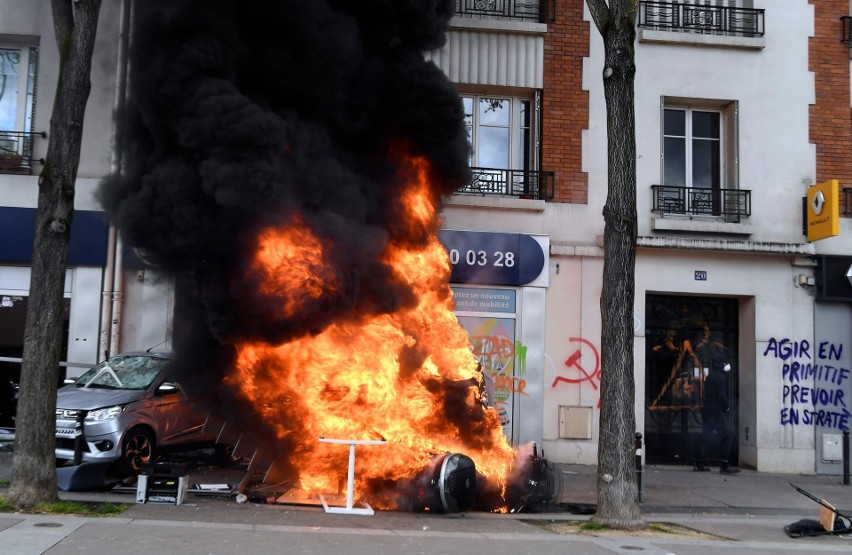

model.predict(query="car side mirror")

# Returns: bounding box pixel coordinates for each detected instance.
[157,382,180,394]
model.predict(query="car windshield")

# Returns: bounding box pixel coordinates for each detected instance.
[74,355,168,390]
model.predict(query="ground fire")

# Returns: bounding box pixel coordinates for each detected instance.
[98,0,558,512]
[228,153,516,510]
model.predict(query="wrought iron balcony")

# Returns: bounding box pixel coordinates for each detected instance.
[842,16,852,46]
[843,187,852,216]
[638,1,764,37]
[651,185,751,222]
[455,0,555,23]
[456,167,555,200]
[0,130,46,174]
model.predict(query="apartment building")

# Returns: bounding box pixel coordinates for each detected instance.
[0,0,850,474]
[438,0,852,475]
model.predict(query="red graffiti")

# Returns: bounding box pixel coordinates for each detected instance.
[493,374,527,395]
[551,337,601,407]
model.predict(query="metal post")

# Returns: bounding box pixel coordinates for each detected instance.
[73,411,86,466]
[634,432,643,502]
[317,437,386,515]
[346,442,356,510]
[843,430,849,486]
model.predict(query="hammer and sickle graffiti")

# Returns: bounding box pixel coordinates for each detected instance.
[552,337,601,388]
[551,337,602,407]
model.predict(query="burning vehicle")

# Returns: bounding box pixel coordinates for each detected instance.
[97,0,559,512]
[55,352,219,476]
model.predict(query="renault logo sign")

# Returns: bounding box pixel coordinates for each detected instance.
[806,180,839,242]
[811,190,825,216]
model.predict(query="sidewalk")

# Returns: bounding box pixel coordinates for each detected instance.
[1,448,852,553]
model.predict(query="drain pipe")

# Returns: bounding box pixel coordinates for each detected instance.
[99,0,132,359]
[109,236,124,356]
[98,227,117,361]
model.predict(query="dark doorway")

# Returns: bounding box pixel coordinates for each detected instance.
[644,294,739,466]
[0,295,70,427]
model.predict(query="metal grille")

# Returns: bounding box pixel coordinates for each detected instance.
[639,1,765,37]
[456,167,555,200]
[651,185,751,221]
[0,130,46,173]
[455,0,555,23]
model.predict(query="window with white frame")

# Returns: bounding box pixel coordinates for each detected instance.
[459,93,540,197]
[658,98,739,217]
[0,45,38,157]
[663,107,721,190]
[462,95,533,170]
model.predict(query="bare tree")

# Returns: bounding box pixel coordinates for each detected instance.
[585,0,642,528]
[7,0,102,508]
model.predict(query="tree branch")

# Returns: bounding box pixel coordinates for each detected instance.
[51,0,74,48]
[586,0,610,34]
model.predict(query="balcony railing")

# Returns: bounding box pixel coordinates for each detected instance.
[843,16,852,46]
[651,185,751,222]
[456,167,555,200]
[638,1,765,37]
[0,130,46,174]
[455,0,556,23]
[843,187,852,216]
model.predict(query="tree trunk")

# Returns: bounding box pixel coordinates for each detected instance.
[7,0,102,509]
[586,0,643,528]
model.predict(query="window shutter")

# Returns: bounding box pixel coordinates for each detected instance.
[534,89,541,170]
[659,96,665,185]
[724,100,739,222]
[724,100,738,189]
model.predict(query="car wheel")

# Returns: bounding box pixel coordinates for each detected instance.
[117,427,155,475]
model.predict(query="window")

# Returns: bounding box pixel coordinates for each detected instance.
[0,45,38,159]
[663,108,721,190]
[463,95,533,171]
[657,98,743,219]
[459,93,550,198]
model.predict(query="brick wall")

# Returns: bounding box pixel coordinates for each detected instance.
[809,0,852,198]
[542,0,589,203]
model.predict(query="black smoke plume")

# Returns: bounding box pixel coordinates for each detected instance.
[97,1,473,485]
[99,1,468,367]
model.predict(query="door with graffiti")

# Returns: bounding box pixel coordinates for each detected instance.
[456,316,518,440]
[645,295,739,465]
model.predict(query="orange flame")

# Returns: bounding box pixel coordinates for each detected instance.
[227,152,515,509]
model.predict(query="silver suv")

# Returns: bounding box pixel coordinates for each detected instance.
[55,351,217,475]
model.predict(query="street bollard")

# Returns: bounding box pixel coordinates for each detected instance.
[844,430,849,486]
[73,410,86,466]
[634,432,643,502]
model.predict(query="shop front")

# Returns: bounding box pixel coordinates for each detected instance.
[440,229,549,448]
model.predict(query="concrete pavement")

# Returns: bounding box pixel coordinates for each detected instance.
[1,445,852,554]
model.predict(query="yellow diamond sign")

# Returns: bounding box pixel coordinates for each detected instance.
[806,180,839,242]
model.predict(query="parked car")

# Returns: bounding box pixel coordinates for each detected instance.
[55,351,219,475]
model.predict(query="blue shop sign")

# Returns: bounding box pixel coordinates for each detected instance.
[439,230,545,286]
[0,207,108,266]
